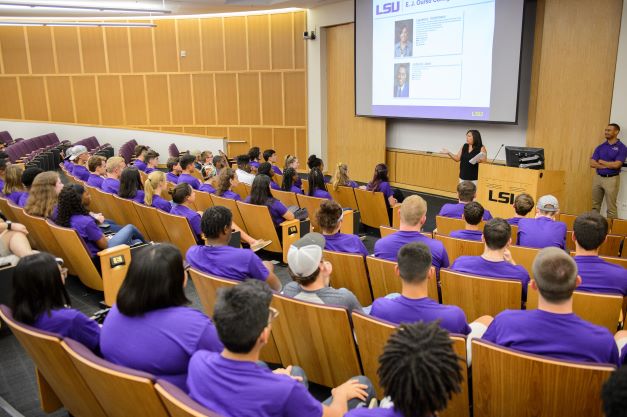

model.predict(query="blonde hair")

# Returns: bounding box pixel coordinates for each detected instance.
[144,170,166,206]
[284,154,298,170]
[24,171,60,218]
[332,163,350,191]
[400,195,427,226]
[3,164,24,194]
[106,156,125,174]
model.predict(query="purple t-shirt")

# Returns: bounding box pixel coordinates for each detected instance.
[249,160,260,169]
[438,202,493,220]
[592,140,627,176]
[72,164,90,181]
[371,296,471,335]
[17,192,29,207]
[87,173,104,188]
[451,256,530,301]
[151,195,172,213]
[34,308,100,352]
[270,181,281,190]
[507,217,523,226]
[69,214,103,256]
[621,345,627,365]
[188,352,323,417]
[483,309,619,365]
[271,165,283,175]
[368,181,393,199]
[575,256,627,296]
[145,167,156,174]
[311,189,331,199]
[171,204,201,238]
[199,183,216,194]
[450,229,483,241]
[122,190,145,204]
[166,172,179,184]
[346,408,404,417]
[179,174,201,190]
[6,191,27,205]
[101,178,120,194]
[63,160,74,171]
[289,185,303,194]
[517,217,567,249]
[101,305,222,391]
[133,159,147,172]
[186,245,269,282]
[374,231,450,269]
[324,233,368,257]
[244,197,288,227]
[220,190,241,201]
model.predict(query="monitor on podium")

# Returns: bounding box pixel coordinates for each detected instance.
[505,146,545,170]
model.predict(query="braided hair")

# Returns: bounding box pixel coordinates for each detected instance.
[378,321,462,417]
[56,184,90,228]
[281,167,298,192]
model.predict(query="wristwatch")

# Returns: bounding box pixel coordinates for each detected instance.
[6,221,11,231]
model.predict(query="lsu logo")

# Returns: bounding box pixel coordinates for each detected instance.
[488,190,516,204]
[376,2,400,14]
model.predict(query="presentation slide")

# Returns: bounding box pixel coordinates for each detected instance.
[372,0,495,120]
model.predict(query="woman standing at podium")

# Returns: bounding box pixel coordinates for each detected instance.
[441,130,487,184]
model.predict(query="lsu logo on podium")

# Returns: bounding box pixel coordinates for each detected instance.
[488,190,516,204]
[376,2,400,14]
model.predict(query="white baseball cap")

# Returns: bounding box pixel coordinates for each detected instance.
[537,195,559,212]
[69,145,88,161]
[287,233,326,277]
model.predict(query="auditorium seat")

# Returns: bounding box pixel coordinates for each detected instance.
[439,269,522,321]
[0,197,17,222]
[155,379,222,417]
[301,178,310,195]
[0,305,107,417]
[194,190,214,212]
[351,312,470,417]
[434,234,484,264]
[379,225,432,239]
[366,256,438,301]
[326,184,359,211]
[558,213,577,230]
[133,202,170,242]
[472,338,614,417]
[210,194,249,234]
[8,202,46,251]
[90,188,127,226]
[270,188,299,208]
[354,188,390,229]
[526,284,624,332]
[168,143,181,158]
[435,216,485,237]
[323,249,373,306]
[600,254,627,268]
[610,218,627,236]
[232,182,250,200]
[508,245,539,279]
[157,211,199,256]
[63,338,171,417]
[566,230,622,257]
[113,195,150,239]
[296,194,329,232]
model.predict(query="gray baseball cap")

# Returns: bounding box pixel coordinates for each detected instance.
[537,195,559,212]
[287,233,326,277]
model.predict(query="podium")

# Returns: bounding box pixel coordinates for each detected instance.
[476,164,565,219]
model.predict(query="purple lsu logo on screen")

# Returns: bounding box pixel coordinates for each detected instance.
[376,1,400,14]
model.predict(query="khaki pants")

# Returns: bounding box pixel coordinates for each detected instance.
[591,174,620,219]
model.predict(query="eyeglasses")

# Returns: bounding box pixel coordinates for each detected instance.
[268,306,279,325]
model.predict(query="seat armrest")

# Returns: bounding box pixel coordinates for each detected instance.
[280,219,301,263]
[98,244,131,306]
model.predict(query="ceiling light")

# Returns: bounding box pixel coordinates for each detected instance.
[0,1,171,14]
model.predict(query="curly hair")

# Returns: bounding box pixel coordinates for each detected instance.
[332,163,351,191]
[216,168,236,197]
[24,171,60,218]
[316,200,343,233]
[56,184,89,228]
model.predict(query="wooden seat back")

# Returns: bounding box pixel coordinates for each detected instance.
[112,195,150,238]
[132,202,170,242]
[10,202,45,250]
[366,256,438,301]
[274,174,283,187]
[354,188,390,228]
[236,201,282,253]
[63,339,170,417]
[84,184,106,216]
[472,339,614,417]
[440,269,522,322]
[380,226,432,239]
[270,294,361,387]
[526,285,624,333]
[194,191,214,212]
[210,194,248,234]
[232,182,250,200]
[351,312,470,417]
[558,213,577,230]
[600,255,627,268]
[94,189,127,225]
[435,215,485,236]
[611,218,627,236]
[22,212,78,275]
[0,196,18,221]
[326,184,359,211]
[155,380,222,417]
[509,245,539,279]
[296,194,328,232]
[434,234,484,264]
[566,230,622,257]
[323,250,373,306]
[0,305,107,417]
[271,188,299,208]
[301,178,309,195]
[157,210,199,256]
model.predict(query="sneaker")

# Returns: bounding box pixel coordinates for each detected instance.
[250,239,272,252]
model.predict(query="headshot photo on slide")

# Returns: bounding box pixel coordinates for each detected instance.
[394,63,410,97]
[394,19,413,58]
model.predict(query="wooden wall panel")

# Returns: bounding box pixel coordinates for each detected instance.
[224,17,248,71]
[53,27,81,73]
[270,14,293,69]
[295,128,307,160]
[72,76,99,124]
[238,73,261,125]
[251,127,274,152]
[206,126,228,137]
[247,15,271,70]
[192,73,216,125]
[0,78,22,118]
[293,12,306,69]
[177,19,201,72]
[227,126,251,156]
[105,27,131,73]
[0,27,29,74]
[79,28,106,74]
[130,22,155,72]
[326,24,385,182]
[20,77,48,120]
[121,75,147,125]
[261,72,283,125]
[284,72,306,126]
[26,27,55,74]
[145,75,170,125]
[200,18,224,71]
[170,74,194,125]
[46,77,74,122]
[214,73,238,125]
[98,75,124,126]
[273,128,295,162]
[154,19,178,72]
[386,150,458,197]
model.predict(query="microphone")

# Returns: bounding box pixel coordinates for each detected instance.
[492,144,505,164]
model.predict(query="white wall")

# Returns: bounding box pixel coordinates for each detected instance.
[0,120,227,161]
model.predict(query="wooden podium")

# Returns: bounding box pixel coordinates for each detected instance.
[476,164,565,219]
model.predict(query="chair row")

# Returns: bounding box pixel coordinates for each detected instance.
[0,130,22,146]
[118,139,138,164]
[560,213,627,237]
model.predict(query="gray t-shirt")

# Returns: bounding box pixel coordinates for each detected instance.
[282,282,364,313]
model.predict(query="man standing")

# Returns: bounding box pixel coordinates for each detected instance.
[591,123,626,220]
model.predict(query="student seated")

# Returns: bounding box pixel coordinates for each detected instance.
[573,211,627,296]
[438,181,493,220]
[371,242,491,336]
[3,164,27,205]
[374,195,449,270]
[11,252,99,352]
[517,194,567,249]
[449,201,484,241]
[317,200,367,257]
[281,167,303,194]
[17,167,43,207]
[248,146,261,170]
[199,150,215,179]
[258,162,281,190]
[56,185,145,257]
[284,154,302,188]
[365,163,397,207]
[603,365,627,417]
[24,171,64,219]
[235,154,256,186]
[101,156,126,194]
[215,168,242,201]
[282,232,364,313]
[86,155,106,188]
[166,156,182,184]
[187,280,375,417]
[70,145,90,181]
[198,178,216,194]
[132,145,148,172]
[332,163,358,189]
[186,206,279,290]
[307,154,325,174]
[213,154,228,177]
[62,146,75,172]
[178,153,201,190]
[308,168,332,199]
[143,150,160,174]
[263,148,282,175]
[508,193,534,225]
[101,244,223,391]
[345,321,463,417]
[118,167,145,203]
[482,247,619,365]
[245,175,295,228]
[451,218,530,302]
[144,171,172,213]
